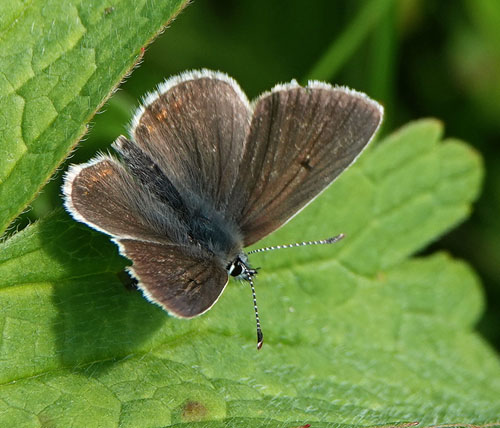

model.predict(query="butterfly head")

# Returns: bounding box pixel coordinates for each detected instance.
[226,253,257,281]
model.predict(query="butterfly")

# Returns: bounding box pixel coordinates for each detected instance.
[63,70,383,348]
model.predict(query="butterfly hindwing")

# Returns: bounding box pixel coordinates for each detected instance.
[117,239,229,318]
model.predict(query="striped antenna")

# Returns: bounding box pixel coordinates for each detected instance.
[246,233,344,349]
[245,271,263,350]
[248,233,345,255]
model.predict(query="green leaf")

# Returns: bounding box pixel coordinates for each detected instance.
[0,0,188,235]
[1,119,498,427]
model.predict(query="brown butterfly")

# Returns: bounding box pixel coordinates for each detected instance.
[63,70,383,348]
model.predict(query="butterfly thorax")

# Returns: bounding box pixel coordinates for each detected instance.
[181,199,253,279]
[184,200,244,263]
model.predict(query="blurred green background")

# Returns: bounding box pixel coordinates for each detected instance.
[19,0,500,349]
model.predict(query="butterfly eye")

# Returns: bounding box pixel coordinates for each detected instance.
[227,260,243,277]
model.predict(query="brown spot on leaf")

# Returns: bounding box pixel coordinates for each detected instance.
[182,400,207,422]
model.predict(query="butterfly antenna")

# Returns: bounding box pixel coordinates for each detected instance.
[248,233,345,255]
[247,273,263,350]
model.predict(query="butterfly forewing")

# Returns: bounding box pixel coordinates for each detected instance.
[131,71,252,213]
[231,83,383,246]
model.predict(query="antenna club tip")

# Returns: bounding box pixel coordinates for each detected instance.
[326,233,345,244]
[257,331,264,350]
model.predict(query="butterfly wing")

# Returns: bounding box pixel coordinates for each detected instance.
[130,70,252,213]
[64,155,228,319]
[117,239,228,318]
[63,156,172,243]
[231,82,383,246]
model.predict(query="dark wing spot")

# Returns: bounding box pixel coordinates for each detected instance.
[300,157,313,171]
